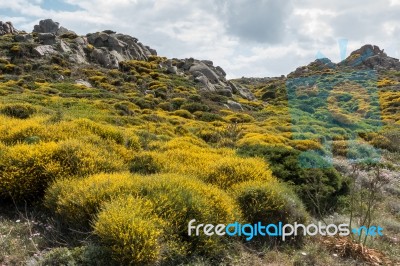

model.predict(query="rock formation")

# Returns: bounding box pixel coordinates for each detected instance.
[0,21,19,35]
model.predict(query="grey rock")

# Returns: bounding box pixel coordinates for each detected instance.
[33,19,60,33]
[14,34,33,42]
[201,60,213,66]
[87,32,109,47]
[146,46,157,55]
[37,33,56,45]
[73,36,85,45]
[189,62,220,84]
[57,26,77,37]
[110,50,125,63]
[0,21,18,35]
[228,81,256,101]
[215,66,226,77]
[194,74,216,92]
[75,79,92,87]
[227,100,243,111]
[60,40,71,53]
[166,65,178,74]
[91,48,118,69]
[182,58,195,71]
[33,19,76,36]
[33,45,57,56]
[217,87,233,97]
[102,30,116,34]
[85,31,156,68]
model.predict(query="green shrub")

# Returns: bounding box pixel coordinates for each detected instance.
[158,102,174,111]
[129,152,162,174]
[232,180,308,244]
[114,103,135,116]
[197,129,221,143]
[173,109,193,119]
[1,103,36,119]
[94,195,164,265]
[36,246,116,266]
[237,144,349,216]
[196,112,223,122]
[181,102,210,113]
[170,98,186,109]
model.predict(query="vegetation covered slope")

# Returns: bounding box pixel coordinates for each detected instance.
[0,21,399,265]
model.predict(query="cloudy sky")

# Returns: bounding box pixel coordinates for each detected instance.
[1,0,400,78]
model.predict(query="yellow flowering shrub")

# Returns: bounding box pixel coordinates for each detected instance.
[94,195,164,265]
[0,116,44,144]
[132,137,275,189]
[224,113,254,123]
[44,173,141,227]
[0,142,60,200]
[237,133,287,147]
[51,139,127,175]
[137,174,237,257]
[204,157,273,189]
[46,171,238,259]
[0,139,126,201]
[289,139,322,151]
[74,119,124,144]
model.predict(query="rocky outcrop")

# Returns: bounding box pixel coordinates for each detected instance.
[33,19,76,36]
[12,19,157,69]
[288,58,335,78]
[86,31,156,68]
[163,58,256,101]
[9,18,255,102]
[0,21,19,35]
[339,44,400,71]
[288,44,400,78]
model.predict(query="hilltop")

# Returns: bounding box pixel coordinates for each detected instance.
[0,19,399,265]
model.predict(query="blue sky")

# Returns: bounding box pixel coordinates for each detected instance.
[40,0,81,12]
[1,0,400,78]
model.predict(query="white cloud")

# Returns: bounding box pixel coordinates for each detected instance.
[1,0,400,78]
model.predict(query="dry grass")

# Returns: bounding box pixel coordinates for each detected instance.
[321,236,393,265]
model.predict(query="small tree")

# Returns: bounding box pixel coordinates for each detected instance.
[348,161,391,245]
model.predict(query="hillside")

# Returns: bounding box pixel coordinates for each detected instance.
[0,19,399,265]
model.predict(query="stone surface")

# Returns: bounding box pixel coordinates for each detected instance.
[189,62,220,84]
[38,33,56,45]
[33,19,77,37]
[227,100,243,111]
[217,87,233,97]
[14,34,33,42]
[33,45,57,56]
[75,79,92,87]
[33,19,60,33]
[0,21,18,35]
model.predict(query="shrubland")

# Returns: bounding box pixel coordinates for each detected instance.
[0,31,398,265]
